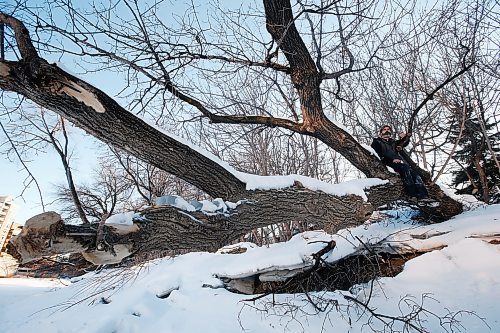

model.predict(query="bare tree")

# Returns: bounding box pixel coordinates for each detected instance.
[109,147,202,206]
[0,0,484,264]
[55,160,133,223]
[42,113,90,224]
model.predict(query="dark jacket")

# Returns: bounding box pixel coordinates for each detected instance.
[371,136,410,166]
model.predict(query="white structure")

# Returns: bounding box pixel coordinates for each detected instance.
[0,196,21,276]
[0,196,15,253]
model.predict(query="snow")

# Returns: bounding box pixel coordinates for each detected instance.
[352,237,500,332]
[55,62,82,79]
[238,174,387,200]
[325,114,351,134]
[361,142,379,158]
[105,212,135,225]
[154,195,239,214]
[105,211,139,226]
[105,198,243,226]
[1,204,499,333]
[155,195,196,212]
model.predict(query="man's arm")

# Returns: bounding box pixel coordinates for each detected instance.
[396,132,411,148]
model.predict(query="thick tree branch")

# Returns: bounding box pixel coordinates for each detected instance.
[0,13,37,60]
[262,0,392,180]
[0,57,247,199]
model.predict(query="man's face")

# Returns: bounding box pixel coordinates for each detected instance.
[380,126,392,138]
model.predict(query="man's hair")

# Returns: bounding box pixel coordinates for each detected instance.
[379,125,392,133]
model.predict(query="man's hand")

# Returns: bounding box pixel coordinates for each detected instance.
[393,159,403,163]
[399,132,411,139]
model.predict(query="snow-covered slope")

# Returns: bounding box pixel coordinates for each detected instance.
[1,205,499,333]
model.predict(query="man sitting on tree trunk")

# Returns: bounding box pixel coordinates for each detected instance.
[371,125,432,204]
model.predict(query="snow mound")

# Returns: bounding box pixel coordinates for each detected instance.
[0,205,499,333]
[155,195,239,214]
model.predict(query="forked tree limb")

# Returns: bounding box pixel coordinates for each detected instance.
[406,52,475,135]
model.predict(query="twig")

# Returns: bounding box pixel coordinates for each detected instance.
[0,120,45,211]
[0,22,5,60]
[96,213,109,251]
[407,61,475,134]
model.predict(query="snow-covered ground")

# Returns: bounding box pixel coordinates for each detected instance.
[0,204,499,333]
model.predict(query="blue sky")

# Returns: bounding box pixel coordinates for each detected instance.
[1,127,99,224]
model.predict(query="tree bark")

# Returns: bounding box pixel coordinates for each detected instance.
[473,153,490,203]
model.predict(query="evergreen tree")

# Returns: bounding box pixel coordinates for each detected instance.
[450,113,500,203]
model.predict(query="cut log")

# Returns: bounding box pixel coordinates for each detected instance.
[10,212,86,264]
[6,178,463,266]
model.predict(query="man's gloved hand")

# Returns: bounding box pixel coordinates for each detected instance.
[399,132,411,139]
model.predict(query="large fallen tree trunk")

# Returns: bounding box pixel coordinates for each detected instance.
[9,185,381,265]
[7,179,457,266]
[0,12,462,265]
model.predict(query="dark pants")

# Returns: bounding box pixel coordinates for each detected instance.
[390,163,428,199]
